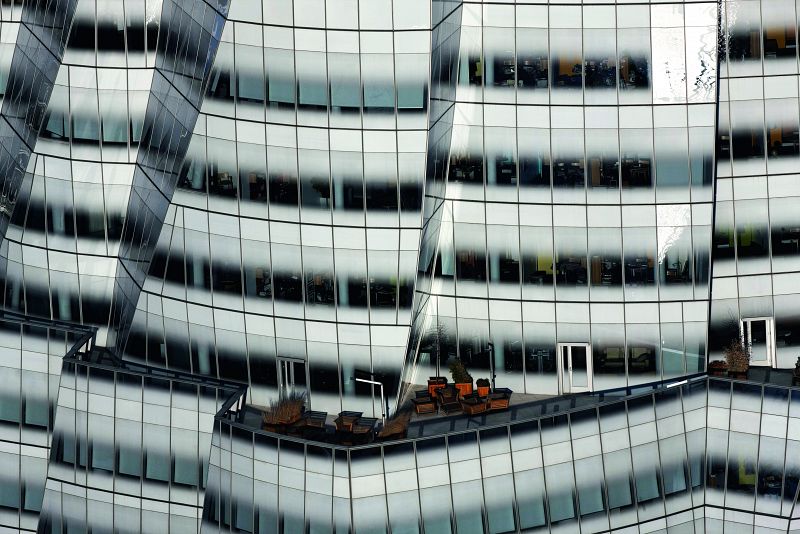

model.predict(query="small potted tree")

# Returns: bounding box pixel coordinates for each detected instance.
[426,322,449,397]
[725,339,750,380]
[449,358,473,397]
[476,378,491,397]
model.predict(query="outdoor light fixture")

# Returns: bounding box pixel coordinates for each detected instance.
[488,342,496,390]
[353,374,387,423]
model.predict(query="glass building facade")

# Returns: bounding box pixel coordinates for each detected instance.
[710,0,800,369]
[204,375,800,534]
[405,1,718,402]
[0,313,93,532]
[2,0,800,531]
[40,349,240,533]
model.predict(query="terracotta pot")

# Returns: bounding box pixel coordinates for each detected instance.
[428,377,447,397]
[428,383,446,398]
[477,386,490,397]
[454,382,473,397]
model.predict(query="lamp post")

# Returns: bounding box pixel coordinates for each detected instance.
[488,342,496,390]
[354,376,386,423]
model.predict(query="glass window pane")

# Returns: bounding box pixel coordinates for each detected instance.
[545,462,576,524]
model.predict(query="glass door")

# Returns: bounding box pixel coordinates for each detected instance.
[558,343,593,393]
[277,358,308,398]
[741,318,775,367]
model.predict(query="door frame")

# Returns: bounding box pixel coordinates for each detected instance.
[276,357,309,398]
[739,317,776,367]
[557,343,593,394]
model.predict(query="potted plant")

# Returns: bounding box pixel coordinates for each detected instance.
[476,378,491,397]
[262,392,306,431]
[449,358,473,397]
[708,359,728,377]
[725,339,750,379]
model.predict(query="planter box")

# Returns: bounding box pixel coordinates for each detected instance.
[428,383,446,398]
[428,377,447,398]
[488,388,512,411]
[264,412,303,426]
[454,382,473,397]
[461,398,487,415]
[412,396,436,414]
[488,394,510,411]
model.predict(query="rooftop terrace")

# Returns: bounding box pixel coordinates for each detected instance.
[225,367,799,448]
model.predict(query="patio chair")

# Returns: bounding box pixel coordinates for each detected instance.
[351,417,378,445]
[303,410,328,428]
[488,388,512,411]
[437,385,461,414]
[460,393,487,416]
[412,394,436,415]
[334,411,363,432]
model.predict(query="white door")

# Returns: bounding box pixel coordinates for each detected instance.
[741,318,775,367]
[558,343,593,393]
[277,358,308,398]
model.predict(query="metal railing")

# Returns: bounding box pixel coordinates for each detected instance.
[218,372,714,451]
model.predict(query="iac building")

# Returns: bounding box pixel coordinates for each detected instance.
[1,0,800,531]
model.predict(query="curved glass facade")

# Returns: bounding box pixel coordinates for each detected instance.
[204,376,800,533]
[1,311,799,533]
[40,352,239,533]
[119,1,441,415]
[709,0,800,370]
[3,0,785,418]
[0,314,92,532]
[405,0,718,403]
[2,0,800,531]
